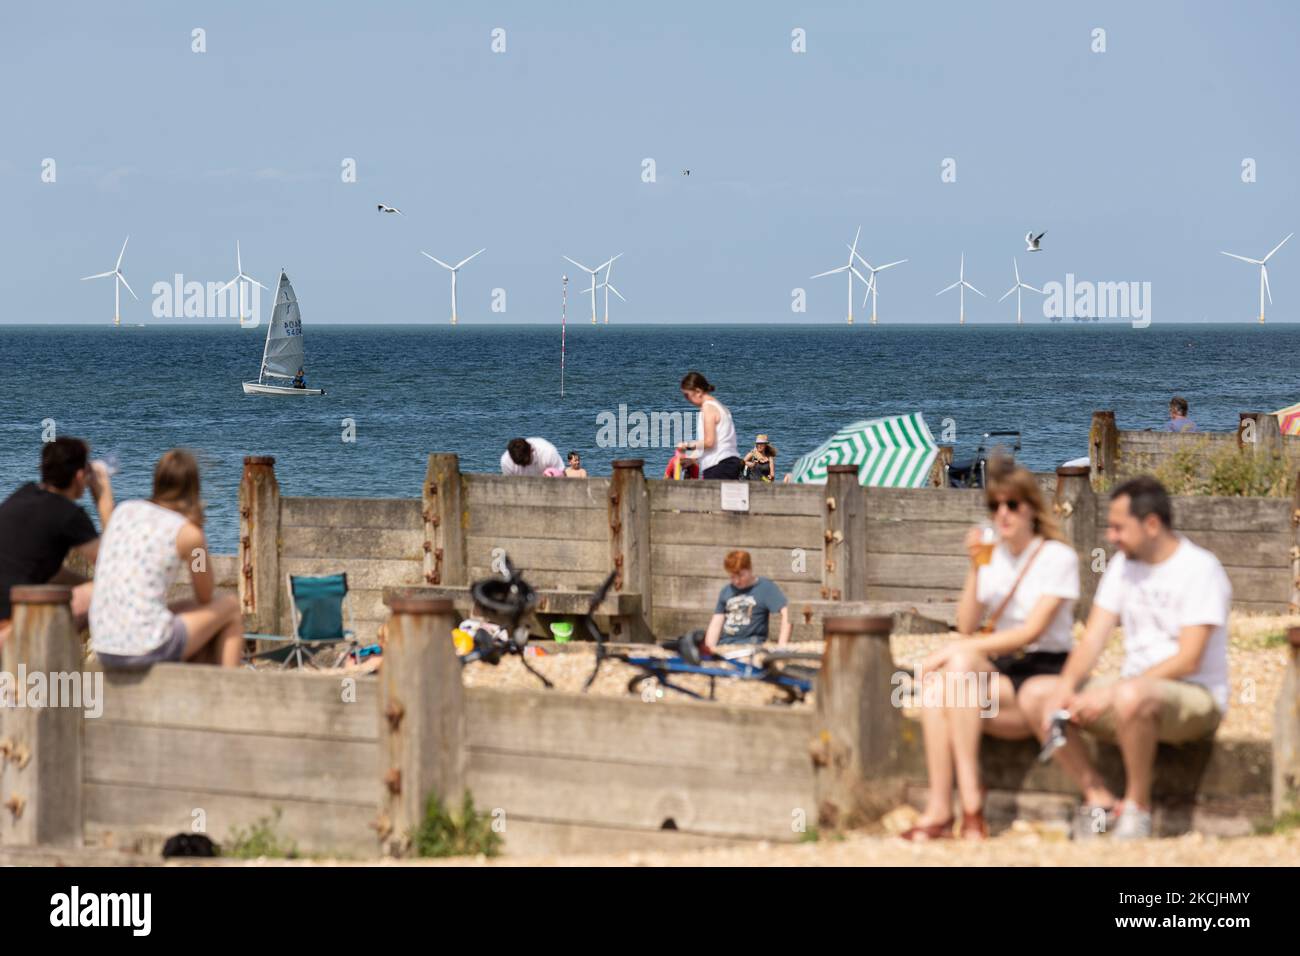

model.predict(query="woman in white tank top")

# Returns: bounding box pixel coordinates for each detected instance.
[677,372,744,479]
[90,450,246,668]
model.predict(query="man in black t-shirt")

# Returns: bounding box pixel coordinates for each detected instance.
[0,437,114,645]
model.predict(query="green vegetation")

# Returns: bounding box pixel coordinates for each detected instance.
[410,791,503,858]
[223,808,299,859]
[1253,809,1300,836]
[1153,441,1294,498]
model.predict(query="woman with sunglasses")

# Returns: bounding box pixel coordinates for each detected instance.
[902,458,1080,841]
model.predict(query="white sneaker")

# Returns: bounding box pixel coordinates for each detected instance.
[1112,802,1153,840]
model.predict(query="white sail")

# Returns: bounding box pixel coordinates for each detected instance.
[260,271,305,380]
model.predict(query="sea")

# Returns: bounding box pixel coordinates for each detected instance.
[1,322,1294,552]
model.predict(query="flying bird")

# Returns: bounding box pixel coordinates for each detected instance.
[681,169,690,176]
[377,204,404,215]
[1025,231,1046,252]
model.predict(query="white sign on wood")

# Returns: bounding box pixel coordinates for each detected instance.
[721,482,749,512]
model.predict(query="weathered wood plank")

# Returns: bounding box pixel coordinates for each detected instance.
[493,817,747,857]
[281,525,423,561]
[650,543,824,583]
[1173,496,1290,533]
[466,750,810,840]
[466,567,610,591]
[652,574,826,608]
[84,723,377,805]
[465,535,609,573]
[99,665,378,740]
[281,497,421,530]
[1172,531,1289,569]
[866,553,971,590]
[468,505,608,542]
[465,688,814,776]
[865,520,975,556]
[83,784,375,857]
[465,474,611,510]
[280,556,422,592]
[864,487,986,522]
[1221,567,1290,604]
[649,480,825,516]
[650,511,823,548]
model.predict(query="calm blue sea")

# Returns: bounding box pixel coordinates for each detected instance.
[0,323,1294,552]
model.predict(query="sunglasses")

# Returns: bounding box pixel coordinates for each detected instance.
[987,498,1023,514]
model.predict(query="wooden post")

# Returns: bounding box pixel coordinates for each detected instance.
[1291,472,1300,614]
[423,453,467,587]
[238,455,280,634]
[1239,411,1282,457]
[1089,410,1118,491]
[1274,627,1300,820]
[812,614,902,828]
[0,586,84,847]
[376,593,465,857]
[822,464,867,602]
[929,446,954,487]
[608,459,653,643]
[1054,465,1101,618]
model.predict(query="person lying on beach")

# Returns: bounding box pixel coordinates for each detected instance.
[901,460,1080,842]
[500,437,565,477]
[90,449,245,669]
[1017,476,1229,841]
[0,437,113,648]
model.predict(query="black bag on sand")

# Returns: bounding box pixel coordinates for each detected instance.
[162,833,219,858]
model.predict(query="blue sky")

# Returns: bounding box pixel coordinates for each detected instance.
[1,0,1297,324]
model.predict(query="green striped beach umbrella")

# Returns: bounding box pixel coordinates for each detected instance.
[788,413,938,488]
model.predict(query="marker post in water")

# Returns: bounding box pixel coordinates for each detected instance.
[560,274,568,398]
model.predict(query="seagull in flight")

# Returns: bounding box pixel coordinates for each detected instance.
[1025,231,1046,252]
[377,204,404,215]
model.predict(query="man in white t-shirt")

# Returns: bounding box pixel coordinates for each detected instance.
[1019,476,1231,840]
[499,437,565,477]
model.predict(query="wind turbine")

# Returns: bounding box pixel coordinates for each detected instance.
[597,256,626,324]
[1221,232,1293,324]
[218,241,268,326]
[81,236,137,327]
[564,254,619,324]
[851,247,908,325]
[936,252,984,325]
[420,248,485,325]
[812,226,873,325]
[997,258,1044,325]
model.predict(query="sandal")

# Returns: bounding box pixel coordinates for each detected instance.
[959,810,988,840]
[900,818,954,841]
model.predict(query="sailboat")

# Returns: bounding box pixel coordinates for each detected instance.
[243,270,326,396]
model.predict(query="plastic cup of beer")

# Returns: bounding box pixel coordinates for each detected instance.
[974,524,996,567]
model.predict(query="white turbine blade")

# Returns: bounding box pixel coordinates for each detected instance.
[242,273,269,291]
[1022,283,1044,294]
[849,266,871,286]
[118,272,138,300]
[608,284,627,302]
[811,265,849,279]
[115,236,129,270]
[1013,258,1020,283]
[218,276,239,293]
[937,281,960,296]
[959,252,965,278]
[82,271,115,280]
[1263,265,1273,304]
[876,259,907,271]
[563,255,595,273]
[1220,251,1261,265]
[455,248,486,269]
[964,281,985,297]
[421,251,454,270]
[1263,232,1294,262]
[849,247,873,271]
[849,226,861,260]
[999,285,1017,302]
[598,252,623,271]
[236,240,242,274]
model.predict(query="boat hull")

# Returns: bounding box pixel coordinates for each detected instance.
[243,382,325,396]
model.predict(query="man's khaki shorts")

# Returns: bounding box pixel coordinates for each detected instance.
[1078,676,1222,744]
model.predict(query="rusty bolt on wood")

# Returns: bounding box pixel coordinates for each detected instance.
[384,767,402,795]
[4,794,25,819]
[384,700,405,730]
[11,744,30,769]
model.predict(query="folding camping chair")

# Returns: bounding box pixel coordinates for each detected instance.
[247,573,358,669]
